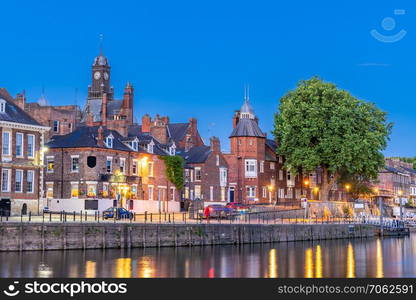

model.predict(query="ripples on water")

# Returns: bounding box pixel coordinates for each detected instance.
[1,235,416,278]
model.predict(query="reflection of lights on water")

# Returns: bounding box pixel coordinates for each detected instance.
[208,267,215,278]
[85,261,96,278]
[137,256,154,278]
[346,243,355,278]
[37,263,53,278]
[116,258,132,278]
[185,259,190,278]
[376,239,384,278]
[315,245,322,278]
[268,249,278,278]
[305,248,313,278]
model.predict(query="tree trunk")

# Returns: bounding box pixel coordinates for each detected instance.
[319,167,338,202]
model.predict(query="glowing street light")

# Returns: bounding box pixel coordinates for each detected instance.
[345,184,351,192]
[303,179,310,187]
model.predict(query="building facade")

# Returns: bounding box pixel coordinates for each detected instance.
[0,88,49,215]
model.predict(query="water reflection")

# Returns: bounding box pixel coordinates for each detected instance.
[2,235,416,278]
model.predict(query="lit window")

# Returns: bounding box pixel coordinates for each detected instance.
[148,162,154,177]
[245,159,257,178]
[1,169,10,192]
[46,156,54,173]
[262,187,267,198]
[27,134,35,158]
[71,156,80,172]
[195,185,201,198]
[71,183,79,198]
[15,170,23,192]
[132,160,138,175]
[102,183,109,198]
[2,131,10,156]
[16,133,23,157]
[27,170,34,193]
[87,183,97,197]
[195,167,202,181]
[46,182,53,198]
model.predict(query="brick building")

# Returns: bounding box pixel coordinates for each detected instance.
[224,96,303,204]
[0,88,49,215]
[45,126,180,213]
[177,137,228,203]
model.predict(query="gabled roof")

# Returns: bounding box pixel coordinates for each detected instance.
[177,146,212,164]
[230,118,265,138]
[47,126,133,152]
[167,123,189,143]
[0,96,42,126]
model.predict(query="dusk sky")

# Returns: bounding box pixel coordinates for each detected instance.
[1,0,414,156]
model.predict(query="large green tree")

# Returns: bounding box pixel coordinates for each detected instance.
[274,77,392,202]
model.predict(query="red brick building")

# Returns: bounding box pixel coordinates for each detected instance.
[0,88,49,215]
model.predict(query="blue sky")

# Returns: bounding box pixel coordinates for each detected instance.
[0,0,414,156]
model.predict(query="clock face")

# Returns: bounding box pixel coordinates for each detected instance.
[104,72,109,80]
[94,71,101,80]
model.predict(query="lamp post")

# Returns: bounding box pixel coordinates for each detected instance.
[268,184,275,204]
[398,189,403,221]
[374,187,383,235]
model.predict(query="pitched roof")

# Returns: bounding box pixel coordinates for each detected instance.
[167,123,189,143]
[266,139,277,151]
[230,118,265,138]
[177,146,211,164]
[47,126,133,151]
[106,100,122,117]
[0,96,42,126]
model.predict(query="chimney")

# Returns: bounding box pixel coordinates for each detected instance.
[210,136,221,153]
[142,114,151,133]
[14,92,26,110]
[161,116,169,124]
[122,82,134,109]
[101,93,107,126]
[232,111,239,128]
[97,126,104,147]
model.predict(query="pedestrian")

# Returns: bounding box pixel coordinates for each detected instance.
[204,206,210,223]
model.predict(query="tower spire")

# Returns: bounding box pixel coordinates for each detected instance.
[99,33,104,55]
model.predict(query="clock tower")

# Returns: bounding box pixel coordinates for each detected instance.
[87,53,114,100]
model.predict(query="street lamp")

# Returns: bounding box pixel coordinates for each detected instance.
[398,190,403,220]
[268,185,275,204]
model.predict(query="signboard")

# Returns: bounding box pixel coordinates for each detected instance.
[354,203,364,209]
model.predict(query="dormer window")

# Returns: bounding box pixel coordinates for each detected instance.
[105,135,114,148]
[147,140,154,154]
[169,143,176,156]
[131,140,138,151]
[0,99,6,113]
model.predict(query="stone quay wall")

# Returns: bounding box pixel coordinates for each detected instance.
[0,223,378,251]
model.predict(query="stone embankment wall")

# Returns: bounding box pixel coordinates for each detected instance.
[0,223,378,251]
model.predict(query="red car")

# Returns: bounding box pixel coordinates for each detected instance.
[225,202,250,213]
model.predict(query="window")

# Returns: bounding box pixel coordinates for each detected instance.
[53,120,60,133]
[2,131,10,155]
[131,140,138,151]
[286,188,293,199]
[1,169,10,192]
[71,183,79,198]
[220,168,227,187]
[169,145,176,156]
[15,170,23,192]
[216,155,219,166]
[71,156,80,172]
[27,170,34,193]
[0,99,6,113]
[278,188,285,199]
[68,123,72,132]
[87,183,97,197]
[195,167,202,181]
[87,156,96,168]
[46,156,54,173]
[147,141,154,153]
[279,170,284,180]
[270,162,275,170]
[287,171,291,181]
[120,158,126,174]
[245,159,257,178]
[132,160,138,175]
[132,184,137,199]
[46,182,53,198]
[221,187,226,201]
[210,186,214,201]
[279,156,283,163]
[27,134,35,158]
[102,183,109,198]
[16,133,23,157]
[195,185,201,198]
[246,186,256,198]
[148,185,154,200]
[170,187,175,201]
[105,136,113,148]
[148,162,154,177]
[260,161,264,173]
[106,157,113,173]
[262,187,267,198]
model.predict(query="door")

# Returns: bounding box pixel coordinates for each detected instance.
[0,199,11,216]
[229,187,235,203]
[21,203,27,215]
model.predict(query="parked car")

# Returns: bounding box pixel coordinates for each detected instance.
[103,207,133,220]
[225,202,250,213]
[43,206,50,213]
[203,204,234,218]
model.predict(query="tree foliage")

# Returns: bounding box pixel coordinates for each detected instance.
[273,77,392,201]
[161,155,185,191]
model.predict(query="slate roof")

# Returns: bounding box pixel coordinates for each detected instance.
[167,123,189,143]
[106,100,122,117]
[177,146,211,164]
[230,118,265,138]
[81,99,102,122]
[240,99,254,114]
[0,96,42,126]
[399,166,416,174]
[47,126,133,152]
[266,139,277,151]
[383,166,405,174]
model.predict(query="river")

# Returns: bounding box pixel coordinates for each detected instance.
[1,235,415,278]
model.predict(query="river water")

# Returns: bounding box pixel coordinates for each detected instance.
[1,235,415,278]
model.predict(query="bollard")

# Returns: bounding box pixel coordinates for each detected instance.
[85,211,87,222]
[150,213,153,223]
[144,211,147,223]
[75,211,77,222]
[134,213,136,222]
[173,213,175,224]
[42,211,45,223]
[21,212,23,223]
[29,211,32,222]
[50,211,52,222]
